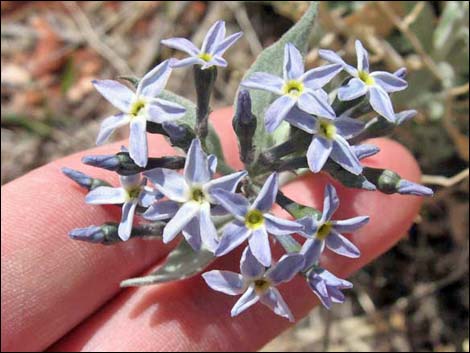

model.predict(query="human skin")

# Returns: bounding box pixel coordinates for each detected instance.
[1,107,423,352]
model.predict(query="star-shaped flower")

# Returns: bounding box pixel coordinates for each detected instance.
[211,173,304,267]
[306,268,353,309]
[161,20,243,70]
[319,40,408,122]
[85,173,160,241]
[202,246,304,321]
[284,106,366,174]
[143,138,247,252]
[298,184,369,268]
[241,43,342,132]
[92,60,186,167]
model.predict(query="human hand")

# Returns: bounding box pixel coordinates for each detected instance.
[1,107,424,352]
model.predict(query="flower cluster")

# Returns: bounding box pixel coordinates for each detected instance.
[64,16,433,323]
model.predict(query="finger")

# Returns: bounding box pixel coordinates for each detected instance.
[1,133,182,352]
[51,111,424,352]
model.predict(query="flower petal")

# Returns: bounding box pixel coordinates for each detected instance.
[210,189,249,220]
[297,91,336,119]
[267,253,304,285]
[352,144,380,160]
[248,226,271,267]
[302,64,343,90]
[396,179,434,196]
[85,186,127,204]
[162,201,199,243]
[321,184,340,222]
[143,200,180,221]
[202,270,245,295]
[129,118,148,167]
[170,56,204,68]
[96,113,130,145]
[284,106,317,133]
[284,43,304,80]
[206,171,247,202]
[147,99,186,123]
[297,216,320,237]
[199,203,219,252]
[307,136,333,173]
[144,168,188,202]
[264,213,304,236]
[395,109,417,125]
[138,60,172,98]
[118,201,137,241]
[368,85,396,122]
[334,116,365,138]
[208,154,217,177]
[332,216,370,233]
[240,72,284,95]
[260,288,294,322]
[214,31,243,56]
[182,216,202,251]
[355,40,369,72]
[138,188,161,208]
[201,20,226,55]
[309,277,332,309]
[184,138,211,184]
[371,71,408,93]
[300,238,324,270]
[240,246,264,279]
[338,78,368,101]
[231,287,259,317]
[160,37,199,55]
[203,56,227,69]
[318,49,357,76]
[92,80,134,112]
[264,96,296,133]
[215,222,251,257]
[264,95,296,133]
[330,135,363,175]
[252,173,278,212]
[325,230,360,258]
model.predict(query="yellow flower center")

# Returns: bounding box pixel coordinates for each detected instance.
[358,71,375,86]
[245,209,265,230]
[283,80,304,97]
[198,52,213,62]
[190,187,206,203]
[130,99,146,117]
[253,278,271,294]
[126,186,141,201]
[316,222,333,240]
[318,120,337,140]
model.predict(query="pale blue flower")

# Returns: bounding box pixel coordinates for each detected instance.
[211,173,304,267]
[203,246,304,321]
[307,268,353,309]
[161,20,243,70]
[241,43,342,132]
[143,138,247,252]
[284,106,365,174]
[298,184,369,268]
[85,174,160,241]
[93,60,186,167]
[319,40,408,122]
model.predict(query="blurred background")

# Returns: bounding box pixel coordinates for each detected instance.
[1,1,468,351]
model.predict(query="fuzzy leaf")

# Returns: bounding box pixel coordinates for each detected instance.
[235,2,318,159]
[120,240,215,287]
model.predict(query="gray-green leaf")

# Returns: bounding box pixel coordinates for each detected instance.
[120,240,215,287]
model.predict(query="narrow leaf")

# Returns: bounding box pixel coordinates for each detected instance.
[120,239,215,287]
